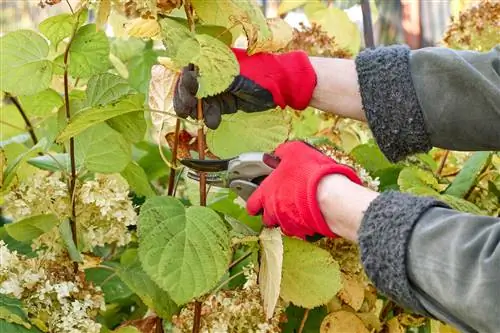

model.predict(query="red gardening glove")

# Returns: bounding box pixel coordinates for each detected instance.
[247,141,363,239]
[173,48,316,129]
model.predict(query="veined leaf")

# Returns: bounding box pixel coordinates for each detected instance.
[250,18,294,54]
[350,143,392,174]
[120,161,155,198]
[85,263,133,303]
[398,167,441,192]
[258,228,283,320]
[127,18,161,38]
[206,110,290,158]
[18,89,63,117]
[86,73,134,107]
[74,123,131,173]
[68,24,110,78]
[38,10,87,47]
[5,214,59,242]
[304,2,361,55]
[0,30,53,95]
[128,48,161,94]
[138,196,231,305]
[107,111,147,143]
[118,248,178,318]
[445,152,492,198]
[281,237,342,308]
[57,94,144,142]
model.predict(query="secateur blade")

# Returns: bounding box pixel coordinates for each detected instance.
[180,158,232,172]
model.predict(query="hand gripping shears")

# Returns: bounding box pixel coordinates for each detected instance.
[180,152,281,201]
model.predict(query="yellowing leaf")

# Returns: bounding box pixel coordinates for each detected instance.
[250,18,294,54]
[305,3,361,55]
[126,18,161,39]
[206,110,290,159]
[148,64,180,135]
[281,237,342,308]
[258,228,283,320]
[96,0,111,30]
[337,273,365,311]
[278,0,308,15]
[386,317,405,333]
[320,310,369,333]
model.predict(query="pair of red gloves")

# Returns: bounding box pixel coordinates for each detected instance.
[174,49,362,239]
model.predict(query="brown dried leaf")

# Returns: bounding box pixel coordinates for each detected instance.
[157,0,183,13]
[320,310,369,333]
[355,312,382,331]
[96,0,112,30]
[249,18,294,54]
[148,64,180,135]
[117,315,159,333]
[258,227,283,320]
[337,273,365,311]
[165,130,193,160]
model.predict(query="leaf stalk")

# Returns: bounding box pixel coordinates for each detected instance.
[6,93,39,145]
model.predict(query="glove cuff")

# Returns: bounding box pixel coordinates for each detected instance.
[275,51,317,110]
[308,164,363,237]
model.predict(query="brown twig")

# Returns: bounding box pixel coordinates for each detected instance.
[197,100,207,206]
[298,308,310,333]
[6,93,38,145]
[436,150,450,176]
[167,120,181,196]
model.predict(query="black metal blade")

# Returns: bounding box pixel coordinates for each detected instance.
[180,158,232,172]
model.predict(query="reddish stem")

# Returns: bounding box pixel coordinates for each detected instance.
[167,120,181,196]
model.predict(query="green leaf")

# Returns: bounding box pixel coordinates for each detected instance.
[68,24,110,78]
[128,48,160,94]
[118,248,179,318]
[372,166,403,192]
[138,196,231,305]
[85,264,133,303]
[120,161,155,198]
[0,294,41,332]
[107,111,147,143]
[86,73,134,107]
[111,38,146,62]
[0,30,53,95]
[210,191,262,232]
[59,219,83,262]
[280,237,342,308]
[278,0,308,15]
[207,110,290,158]
[18,89,64,117]
[398,167,441,192]
[350,143,392,174]
[0,227,36,257]
[74,123,131,173]
[445,152,492,198]
[27,153,74,173]
[134,141,172,180]
[38,13,74,47]
[2,139,47,190]
[304,2,361,55]
[160,16,233,47]
[439,194,485,215]
[57,94,144,142]
[5,214,59,242]
[282,305,327,333]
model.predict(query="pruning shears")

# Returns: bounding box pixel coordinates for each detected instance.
[181,153,324,242]
[180,152,281,201]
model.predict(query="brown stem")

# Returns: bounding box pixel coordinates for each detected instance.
[155,316,164,333]
[436,150,450,176]
[192,301,202,333]
[167,120,181,196]
[197,100,207,206]
[298,308,310,333]
[6,93,38,145]
[184,0,195,32]
[63,21,78,273]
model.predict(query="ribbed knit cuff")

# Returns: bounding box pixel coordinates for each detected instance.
[355,46,432,162]
[358,191,449,314]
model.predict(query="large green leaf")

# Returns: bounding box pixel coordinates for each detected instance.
[0,30,53,95]
[118,248,178,318]
[120,161,155,198]
[68,24,110,78]
[445,152,492,198]
[111,38,146,62]
[304,2,361,55]
[350,143,393,174]
[138,196,231,305]
[39,13,73,47]
[280,237,342,308]
[85,263,133,303]
[74,123,131,173]
[5,214,59,242]
[57,94,144,142]
[18,89,63,117]
[107,111,147,143]
[206,110,290,158]
[134,141,172,180]
[86,73,134,107]
[0,294,41,333]
[210,191,262,232]
[0,228,35,257]
[398,167,441,192]
[128,48,160,94]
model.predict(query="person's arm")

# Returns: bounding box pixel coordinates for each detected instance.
[317,174,500,333]
[310,45,500,162]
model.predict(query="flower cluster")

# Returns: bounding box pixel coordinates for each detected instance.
[0,241,105,333]
[3,171,137,253]
[172,265,285,332]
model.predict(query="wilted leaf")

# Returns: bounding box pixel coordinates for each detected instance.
[337,273,365,311]
[96,0,111,30]
[320,310,369,333]
[281,237,341,308]
[74,123,131,173]
[69,24,110,78]
[5,214,59,242]
[138,196,231,305]
[249,18,294,54]
[207,110,290,158]
[258,228,283,320]
[0,30,53,96]
[126,18,161,38]
[305,2,361,55]
[148,64,179,135]
[57,94,144,142]
[445,151,492,198]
